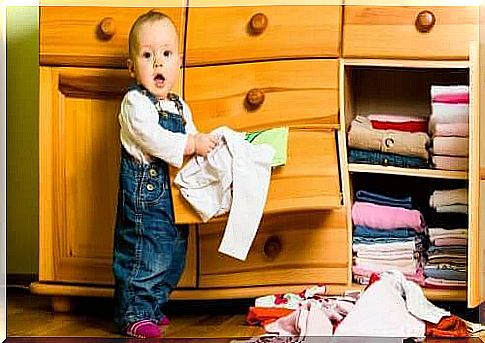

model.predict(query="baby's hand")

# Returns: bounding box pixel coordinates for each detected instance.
[195,133,219,156]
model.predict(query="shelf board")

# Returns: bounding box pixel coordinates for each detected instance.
[348,163,468,180]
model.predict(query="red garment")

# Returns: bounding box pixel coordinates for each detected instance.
[433,93,469,104]
[371,120,428,133]
[246,306,295,326]
[425,315,469,337]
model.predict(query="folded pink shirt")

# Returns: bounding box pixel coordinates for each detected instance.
[352,201,426,232]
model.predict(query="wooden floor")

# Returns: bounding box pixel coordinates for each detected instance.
[7,288,264,338]
[6,288,485,342]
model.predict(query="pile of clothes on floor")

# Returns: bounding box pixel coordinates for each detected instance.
[235,271,483,342]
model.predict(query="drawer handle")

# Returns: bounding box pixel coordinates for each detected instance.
[415,10,436,33]
[263,236,282,260]
[98,17,116,39]
[249,13,268,35]
[245,88,265,110]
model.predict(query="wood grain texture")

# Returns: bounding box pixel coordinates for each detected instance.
[38,67,195,287]
[184,59,339,132]
[467,42,484,307]
[29,280,468,301]
[343,6,478,60]
[40,6,186,68]
[198,210,348,287]
[172,127,342,224]
[185,6,341,65]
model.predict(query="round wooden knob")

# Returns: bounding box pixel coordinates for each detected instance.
[263,236,282,259]
[415,10,436,33]
[99,17,116,39]
[249,13,268,34]
[245,88,265,109]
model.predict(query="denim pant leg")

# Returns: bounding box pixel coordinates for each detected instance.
[113,158,187,330]
[153,225,188,321]
[113,204,184,329]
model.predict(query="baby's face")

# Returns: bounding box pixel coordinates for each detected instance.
[129,19,181,99]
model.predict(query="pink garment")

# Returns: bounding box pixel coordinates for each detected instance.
[367,114,428,123]
[354,257,419,272]
[432,137,469,157]
[432,155,468,171]
[356,250,416,260]
[432,123,469,137]
[353,241,417,254]
[424,277,466,288]
[351,201,426,232]
[352,265,425,286]
[433,93,469,104]
[428,103,469,133]
[431,85,468,95]
[434,238,468,246]
[264,299,355,337]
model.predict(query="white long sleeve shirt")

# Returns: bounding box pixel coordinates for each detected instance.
[119,90,197,168]
[174,126,275,260]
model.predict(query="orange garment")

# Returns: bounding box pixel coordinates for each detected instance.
[246,306,295,326]
[426,315,468,337]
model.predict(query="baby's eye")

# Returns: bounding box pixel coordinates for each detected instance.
[163,50,172,57]
[142,51,152,59]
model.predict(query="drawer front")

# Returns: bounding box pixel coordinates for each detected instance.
[186,6,341,65]
[39,66,195,287]
[199,210,348,288]
[184,59,339,132]
[171,126,342,224]
[40,5,185,67]
[343,6,478,60]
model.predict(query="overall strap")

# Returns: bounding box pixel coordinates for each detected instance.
[128,84,186,125]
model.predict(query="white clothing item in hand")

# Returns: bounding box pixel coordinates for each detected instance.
[174,126,274,260]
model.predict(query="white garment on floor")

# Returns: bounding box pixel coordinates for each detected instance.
[334,270,450,338]
[174,126,274,261]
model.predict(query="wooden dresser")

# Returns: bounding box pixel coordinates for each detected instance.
[32,0,484,311]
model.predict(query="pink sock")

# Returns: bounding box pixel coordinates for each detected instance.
[124,319,161,338]
[158,315,170,326]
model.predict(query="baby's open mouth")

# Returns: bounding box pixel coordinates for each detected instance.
[154,73,165,82]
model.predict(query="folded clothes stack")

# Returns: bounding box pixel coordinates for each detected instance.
[429,85,469,171]
[351,189,427,286]
[424,188,468,288]
[347,114,430,169]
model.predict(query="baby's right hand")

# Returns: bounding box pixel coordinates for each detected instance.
[194,133,219,156]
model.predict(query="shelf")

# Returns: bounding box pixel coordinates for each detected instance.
[348,163,468,180]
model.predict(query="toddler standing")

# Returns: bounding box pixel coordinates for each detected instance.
[112,10,218,338]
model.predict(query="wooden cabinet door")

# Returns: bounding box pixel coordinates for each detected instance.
[469,42,484,307]
[39,67,196,287]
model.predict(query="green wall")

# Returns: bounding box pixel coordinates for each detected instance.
[7,6,39,274]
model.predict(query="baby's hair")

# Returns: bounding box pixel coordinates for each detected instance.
[128,10,177,59]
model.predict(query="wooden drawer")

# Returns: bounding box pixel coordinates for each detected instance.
[184,59,339,132]
[40,5,185,67]
[171,126,342,224]
[343,6,478,60]
[185,6,341,66]
[198,210,348,288]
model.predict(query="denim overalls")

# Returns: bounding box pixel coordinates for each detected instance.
[113,85,188,330]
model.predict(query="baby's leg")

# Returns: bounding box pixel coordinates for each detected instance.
[153,224,189,324]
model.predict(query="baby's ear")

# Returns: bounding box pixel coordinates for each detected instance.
[178,54,182,68]
[127,59,136,78]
